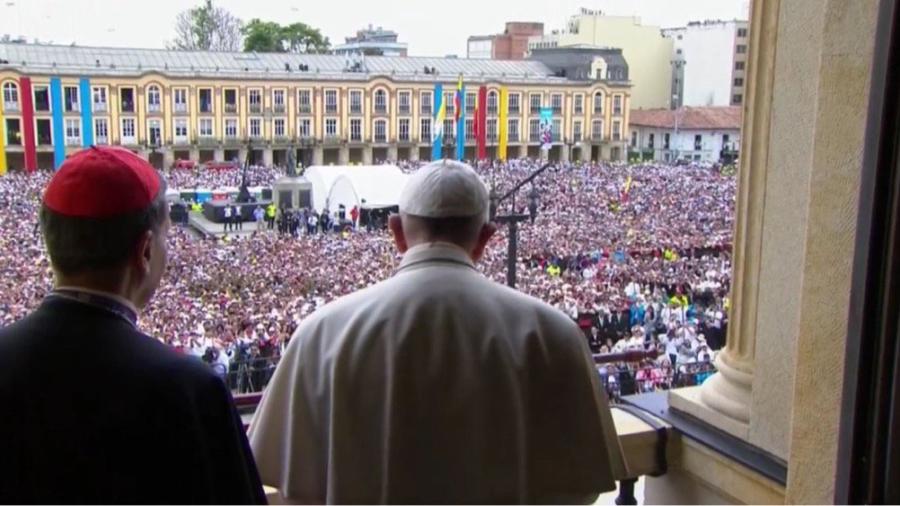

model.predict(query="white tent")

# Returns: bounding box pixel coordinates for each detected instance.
[304,165,409,212]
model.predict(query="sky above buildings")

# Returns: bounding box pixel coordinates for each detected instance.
[0,0,749,56]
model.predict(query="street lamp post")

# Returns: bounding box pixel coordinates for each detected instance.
[490,162,550,288]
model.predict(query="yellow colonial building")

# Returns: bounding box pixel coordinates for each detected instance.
[0,43,631,173]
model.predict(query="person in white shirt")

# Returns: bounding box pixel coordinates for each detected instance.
[222,205,232,233]
[249,160,626,504]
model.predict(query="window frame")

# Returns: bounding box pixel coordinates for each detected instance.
[199,117,214,138]
[2,81,19,111]
[93,117,109,144]
[350,118,362,142]
[64,118,81,145]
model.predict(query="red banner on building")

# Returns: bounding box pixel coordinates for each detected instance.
[19,77,37,173]
[476,86,487,160]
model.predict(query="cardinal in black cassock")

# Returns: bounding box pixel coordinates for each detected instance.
[0,146,266,504]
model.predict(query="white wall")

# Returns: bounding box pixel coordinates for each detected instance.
[630,125,740,162]
[666,22,738,107]
[467,39,493,59]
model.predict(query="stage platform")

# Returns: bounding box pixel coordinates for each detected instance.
[188,211,266,238]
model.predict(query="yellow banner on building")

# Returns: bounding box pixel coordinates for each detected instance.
[498,87,509,161]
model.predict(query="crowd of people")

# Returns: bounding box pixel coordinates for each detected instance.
[0,158,735,395]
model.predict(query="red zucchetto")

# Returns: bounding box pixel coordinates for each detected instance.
[43,146,161,218]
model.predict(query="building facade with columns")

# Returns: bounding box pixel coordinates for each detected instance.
[0,43,631,173]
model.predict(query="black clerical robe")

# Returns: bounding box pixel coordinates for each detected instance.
[0,296,266,504]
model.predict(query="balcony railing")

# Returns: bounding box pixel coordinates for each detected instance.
[509,133,520,142]
[574,107,584,115]
[529,132,540,142]
[93,102,107,113]
[224,104,237,114]
[273,136,292,144]
[349,134,363,143]
[398,106,411,115]
[421,106,433,115]
[249,104,262,114]
[65,137,81,146]
[121,136,137,145]
[174,103,188,114]
[198,137,219,146]
[174,136,190,145]
[95,136,108,145]
[487,106,498,115]
[593,107,604,115]
[121,102,135,113]
[374,105,387,115]
[614,108,623,116]
[298,104,312,114]
[3,101,20,112]
[325,105,338,114]
[148,103,161,113]
[273,104,286,114]
[349,106,362,115]
[592,133,605,141]
[323,135,341,145]
[509,106,520,115]
[374,134,387,143]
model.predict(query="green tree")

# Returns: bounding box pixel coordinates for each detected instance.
[169,0,242,51]
[282,22,331,53]
[242,19,331,53]
[242,19,285,52]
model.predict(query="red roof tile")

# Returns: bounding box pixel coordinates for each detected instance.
[630,106,743,130]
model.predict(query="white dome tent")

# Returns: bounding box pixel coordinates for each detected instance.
[304,165,409,213]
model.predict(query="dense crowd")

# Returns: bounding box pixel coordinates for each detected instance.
[0,159,735,394]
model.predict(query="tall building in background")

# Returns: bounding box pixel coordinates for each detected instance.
[528,8,673,110]
[0,42,632,171]
[662,20,750,108]
[466,22,544,60]
[333,25,408,57]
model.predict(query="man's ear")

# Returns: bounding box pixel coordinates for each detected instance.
[471,222,498,262]
[132,229,154,275]
[388,214,409,253]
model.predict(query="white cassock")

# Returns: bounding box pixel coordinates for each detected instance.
[249,243,628,504]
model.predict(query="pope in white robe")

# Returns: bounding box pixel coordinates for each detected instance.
[249,160,627,504]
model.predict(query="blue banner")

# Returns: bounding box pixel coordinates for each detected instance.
[431,84,445,160]
[456,84,465,161]
[79,77,94,147]
[50,77,66,170]
[540,107,553,151]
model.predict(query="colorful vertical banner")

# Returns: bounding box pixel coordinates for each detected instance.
[50,77,66,170]
[79,77,94,147]
[498,87,508,161]
[539,107,553,152]
[455,75,465,161]
[19,77,37,173]
[476,86,487,160]
[431,83,445,160]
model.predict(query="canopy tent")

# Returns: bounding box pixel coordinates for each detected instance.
[304,165,409,212]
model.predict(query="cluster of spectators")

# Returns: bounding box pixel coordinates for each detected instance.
[0,158,735,394]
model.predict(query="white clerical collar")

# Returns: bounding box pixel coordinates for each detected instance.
[396,242,477,273]
[54,285,141,316]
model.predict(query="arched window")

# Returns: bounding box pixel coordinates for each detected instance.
[2,81,19,109]
[593,92,604,114]
[487,90,498,115]
[147,85,161,112]
[373,119,387,143]
[374,89,388,114]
